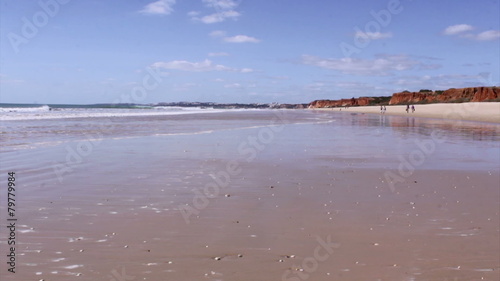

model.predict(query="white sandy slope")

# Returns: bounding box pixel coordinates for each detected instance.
[312,102,500,123]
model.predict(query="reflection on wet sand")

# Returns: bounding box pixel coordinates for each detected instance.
[326,111,500,142]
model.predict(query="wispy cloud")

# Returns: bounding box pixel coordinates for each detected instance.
[140,0,176,15]
[462,62,491,67]
[203,0,239,10]
[443,24,473,35]
[354,31,392,40]
[199,10,241,24]
[475,30,500,41]
[151,59,230,72]
[151,59,253,73]
[191,0,242,23]
[210,30,261,43]
[224,35,260,43]
[301,54,437,76]
[443,24,499,41]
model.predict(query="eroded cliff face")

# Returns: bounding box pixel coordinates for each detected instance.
[467,87,498,102]
[388,92,430,105]
[388,87,499,105]
[308,97,374,108]
[309,87,498,108]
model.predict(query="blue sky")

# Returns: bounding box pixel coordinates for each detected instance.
[0,0,499,104]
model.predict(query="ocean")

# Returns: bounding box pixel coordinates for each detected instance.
[0,103,227,121]
[0,104,242,151]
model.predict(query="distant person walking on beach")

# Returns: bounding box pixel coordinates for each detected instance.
[411,105,415,113]
[380,105,383,114]
[406,105,409,113]
[383,106,387,114]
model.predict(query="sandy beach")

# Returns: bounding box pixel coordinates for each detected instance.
[313,102,500,123]
[1,110,499,280]
[2,0,499,280]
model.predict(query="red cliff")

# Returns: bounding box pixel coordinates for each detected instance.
[388,87,499,105]
[388,92,432,105]
[309,87,498,108]
[308,97,374,108]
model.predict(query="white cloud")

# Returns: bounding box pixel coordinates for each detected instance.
[191,0,241,23]
[151,59,253,73]
[240,68,254,73]
[443,24,499,41]
[354,31,392,40]
[476,30,500,41]
[224,35,261,43]
[208,52,230,57]
[301,54,430,76]
[203,0,239,10]
[140,0,176,15]
[151,59,230,72]
[443,24,473,35]
[210,31,261,43]
[199,10,241,24]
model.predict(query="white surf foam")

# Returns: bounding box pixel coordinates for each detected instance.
[0,107,227,121]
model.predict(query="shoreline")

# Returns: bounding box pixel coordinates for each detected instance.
[310,102,500,123]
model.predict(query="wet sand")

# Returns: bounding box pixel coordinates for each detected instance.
[0,110,499,280]
[314,102,500,123]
